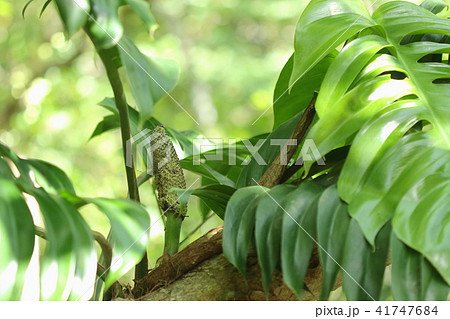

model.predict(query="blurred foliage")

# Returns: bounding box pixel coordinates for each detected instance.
[0,0,307,267]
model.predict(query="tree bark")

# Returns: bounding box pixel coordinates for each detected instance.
[129,226,339,301]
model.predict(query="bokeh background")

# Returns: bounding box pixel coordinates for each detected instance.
[0,0,312,266]
[0,0,426,293]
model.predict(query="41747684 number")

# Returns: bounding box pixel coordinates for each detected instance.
[376,306,438,316]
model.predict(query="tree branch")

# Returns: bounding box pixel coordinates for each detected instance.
[131,226,340,300]
[133,226,223,298]
[258,95,317,187]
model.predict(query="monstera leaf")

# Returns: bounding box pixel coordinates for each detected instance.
[220,0,450,301]
[54,0,90,37]
[286,0,450,286]
[0,144,150,300]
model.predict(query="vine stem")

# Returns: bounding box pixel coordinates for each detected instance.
[93,44,148,281]
[96,48,140,201]
[163,212,183,256]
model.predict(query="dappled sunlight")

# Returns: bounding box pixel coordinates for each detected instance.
[69,251,97,300]
[46,112,71,131]
[40,261,58,300]
[110,256,124,273]
[367,80,413,101]
[21,237,40,300]
[380,120,399,140]
[0,261,17,296]
[25,78,51,106]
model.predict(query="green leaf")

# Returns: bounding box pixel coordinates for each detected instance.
[180,137,252,170]
[306,2,450,281]
[27,159,76,194]
[390,233,449,300]
[124,0,158,33]
[290,0,375,87]
[392,172,450,285]
[198,200,211,220]
[197,174,237,219]
[303,74,415,174]
[390,232,422,300]
[173,184,236,220]
[180,161,235,188]
[22,0,34,18]
[165,129,203,159]
[88,0,123,49]
[97,97,121,114]
[90,115,120,139]
[342,220,390,301]
[348,133,449,246]
[54,0,90,37]
[301,1,450,179]
[93,97,145,136]
[338,101,425,203]
[273,51,335,129]
[237,113,302,188]
[373,1,450,149]
[281,182,324,298]
[1,143,76,195]
[0,179,35,301]
[315,35,390,117]
[223,186,267,276]
[316,185,351,300]
[420,0,448,14]
[0,144,152,299]
[419,257,450,300]
[350,53,404,88]
[0,143,33,186]
[91,97,168,139]
[31,188,78,300]
[0,157,14,179]
[40,0,53,18]
[52,196,97,301]
[254,185,297,294]
[30,189,96,300]
[118,37,179,120]
[88,198,150,288]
